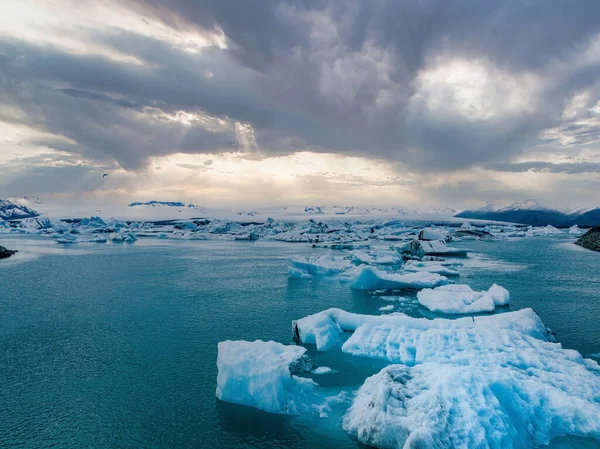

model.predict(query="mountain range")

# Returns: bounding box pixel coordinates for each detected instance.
[0,199,40,220]
[455,199,600,227]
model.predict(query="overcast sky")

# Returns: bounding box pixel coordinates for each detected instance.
[1,0,600,209]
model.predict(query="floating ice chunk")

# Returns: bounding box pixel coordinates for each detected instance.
[110,231,137,243]
[351,250,402,265]
[312,366,335,375]
[569,225,584,235]
[288,267,313,279]
[84,234,107,243]
[56,233,77,244]
[403,260,459,276]
[378,305,394,312]
[234,232,259,241]
[288,253,352,277]
[344,358,600,448]
[418,227,450,241]
[216,340,317,414]
[293,308,549,352]
[417,283,509,314]
[400,239,468,257]
[525,225,564,237]
[350,266,449,291]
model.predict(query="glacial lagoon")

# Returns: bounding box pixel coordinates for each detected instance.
[1,235,599,448]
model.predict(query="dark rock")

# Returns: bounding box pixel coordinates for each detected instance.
[574,227,600,252]
[0,245,18,259]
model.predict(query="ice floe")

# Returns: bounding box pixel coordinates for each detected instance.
[288,253,353,278]
[416,283,510,314]
[349,266,449,291]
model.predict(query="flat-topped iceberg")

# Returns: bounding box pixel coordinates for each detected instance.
[417,283,509,314]
[350,266,449,291]
[216,340,317,414]
[292,307,547,352]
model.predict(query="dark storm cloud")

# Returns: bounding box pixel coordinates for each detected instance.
[1,0,600,171]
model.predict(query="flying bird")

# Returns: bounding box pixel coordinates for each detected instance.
[103,173,109,178]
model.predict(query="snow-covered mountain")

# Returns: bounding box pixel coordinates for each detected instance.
[129,201,201,208]
[455,199,600,226]
[0,199,40,220]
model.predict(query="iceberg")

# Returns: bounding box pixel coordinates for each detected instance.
[417,283,509,314]
[417,227,450,241]
[288,253,352,277]
[344,346,600,448]
[525,225,564,237]
[399,239,468,257]
[110,231,137,243]
[216,340,317,414]
[349,266,449,291]
[292,307,549,352]
[403,260,460,276]
[350,250,402,265]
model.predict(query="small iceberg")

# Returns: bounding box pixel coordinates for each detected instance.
[400,239,468,257]
[288,253,352,278]
[349,266,449,291]
[110,231,137,243]
[417,283,510,314]
[216,340,317,414]
[403,260,460,276]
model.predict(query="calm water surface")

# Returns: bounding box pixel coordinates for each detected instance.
[1,235,599,448]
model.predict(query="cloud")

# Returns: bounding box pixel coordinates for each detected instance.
[485,161,600,174]
[1,0,600,207]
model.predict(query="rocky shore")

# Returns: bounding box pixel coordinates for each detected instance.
[574,227,600,252]
[0,245,18,259]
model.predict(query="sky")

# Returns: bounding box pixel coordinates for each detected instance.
[1,0,600,210]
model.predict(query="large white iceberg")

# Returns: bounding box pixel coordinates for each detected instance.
[417,283,509,314]
[344,352,600,448]
[350,266,449,291]
[216,340,317,414]
[292,307,547,352]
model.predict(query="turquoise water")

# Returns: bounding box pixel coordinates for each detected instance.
[1,235,599,448]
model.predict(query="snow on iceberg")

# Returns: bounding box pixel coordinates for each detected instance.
[416,283,509,314]
[216,340,317,414]
[399,239,468,257]
[288,253,352,277]
[403,260,460,276]
[349,266,449,291]
[417,227,450,241]
[525,225,564,237]
[569,225,584,235]
[350,250,402,265]
[344,349,600,448]
[292,308,549,352]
